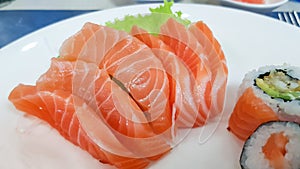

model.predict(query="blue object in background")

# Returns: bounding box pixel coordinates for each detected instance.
[0,10,95,48]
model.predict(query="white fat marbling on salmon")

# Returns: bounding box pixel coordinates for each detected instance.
[35,58,173,159]
[152,49,199,127]
[9,18,229,169]
[131,25,206,128]
[189,22,228,118]
[59,22,129,65]
[100,34,170,124]
[61,23,171,127]
[159,18,212,126]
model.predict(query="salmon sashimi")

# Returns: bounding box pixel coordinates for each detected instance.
[159,18,212,127]
[59,22,173,136]
[99,35,170,116]
[36,58,172,157]
[228,87,279,140]
[8,7,228,167]
[59,22,129,64]
[101,39,173,135]
[235,0,265,4]
[131,25,200,128]
[8,84,150,169]
[189,21,228,118]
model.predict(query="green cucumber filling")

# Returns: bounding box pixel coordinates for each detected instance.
[255,69,300,101]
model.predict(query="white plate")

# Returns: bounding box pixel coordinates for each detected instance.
[1,3,300,169]
[221,0,288,13]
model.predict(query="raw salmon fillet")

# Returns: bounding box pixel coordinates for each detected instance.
[9,17,227,168]
[60,22,173,135]
[159,18,212,127]
[236,0,265,4]
[189,21,228,119]
[37,58,172,155]
[8,85,151,169]
[131,25,200,128]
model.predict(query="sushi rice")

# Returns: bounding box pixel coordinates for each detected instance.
[238,64,300,123]
[240,121,300,169]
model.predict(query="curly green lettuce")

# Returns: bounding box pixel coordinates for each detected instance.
[105,0,191,34]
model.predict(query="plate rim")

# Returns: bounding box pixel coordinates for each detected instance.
[1,2,300,169]
[0,2,294,52]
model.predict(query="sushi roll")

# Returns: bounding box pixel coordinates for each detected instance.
[228,65,300,140]
[240,121,300,169]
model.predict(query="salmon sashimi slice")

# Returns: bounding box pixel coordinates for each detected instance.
[99,32,173,135]
[189,21,228,118]
[228,87,279,140]
[36,58,172,157]
[235,0,265,4]
[59,22,129,64]
[8,84,150,169]
[159,18,212,127]
[59,22,173,136]
[131,26,201,128]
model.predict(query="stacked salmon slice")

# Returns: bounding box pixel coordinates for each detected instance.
[9,18,227,169]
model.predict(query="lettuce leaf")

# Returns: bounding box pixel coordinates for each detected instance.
[105,0,190,34]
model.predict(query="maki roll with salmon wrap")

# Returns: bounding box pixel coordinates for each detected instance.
[240,121,300,169]
[228,65,300,140]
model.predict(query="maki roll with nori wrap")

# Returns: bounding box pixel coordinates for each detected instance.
[228,65,300,140]
[240,121,300,169]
